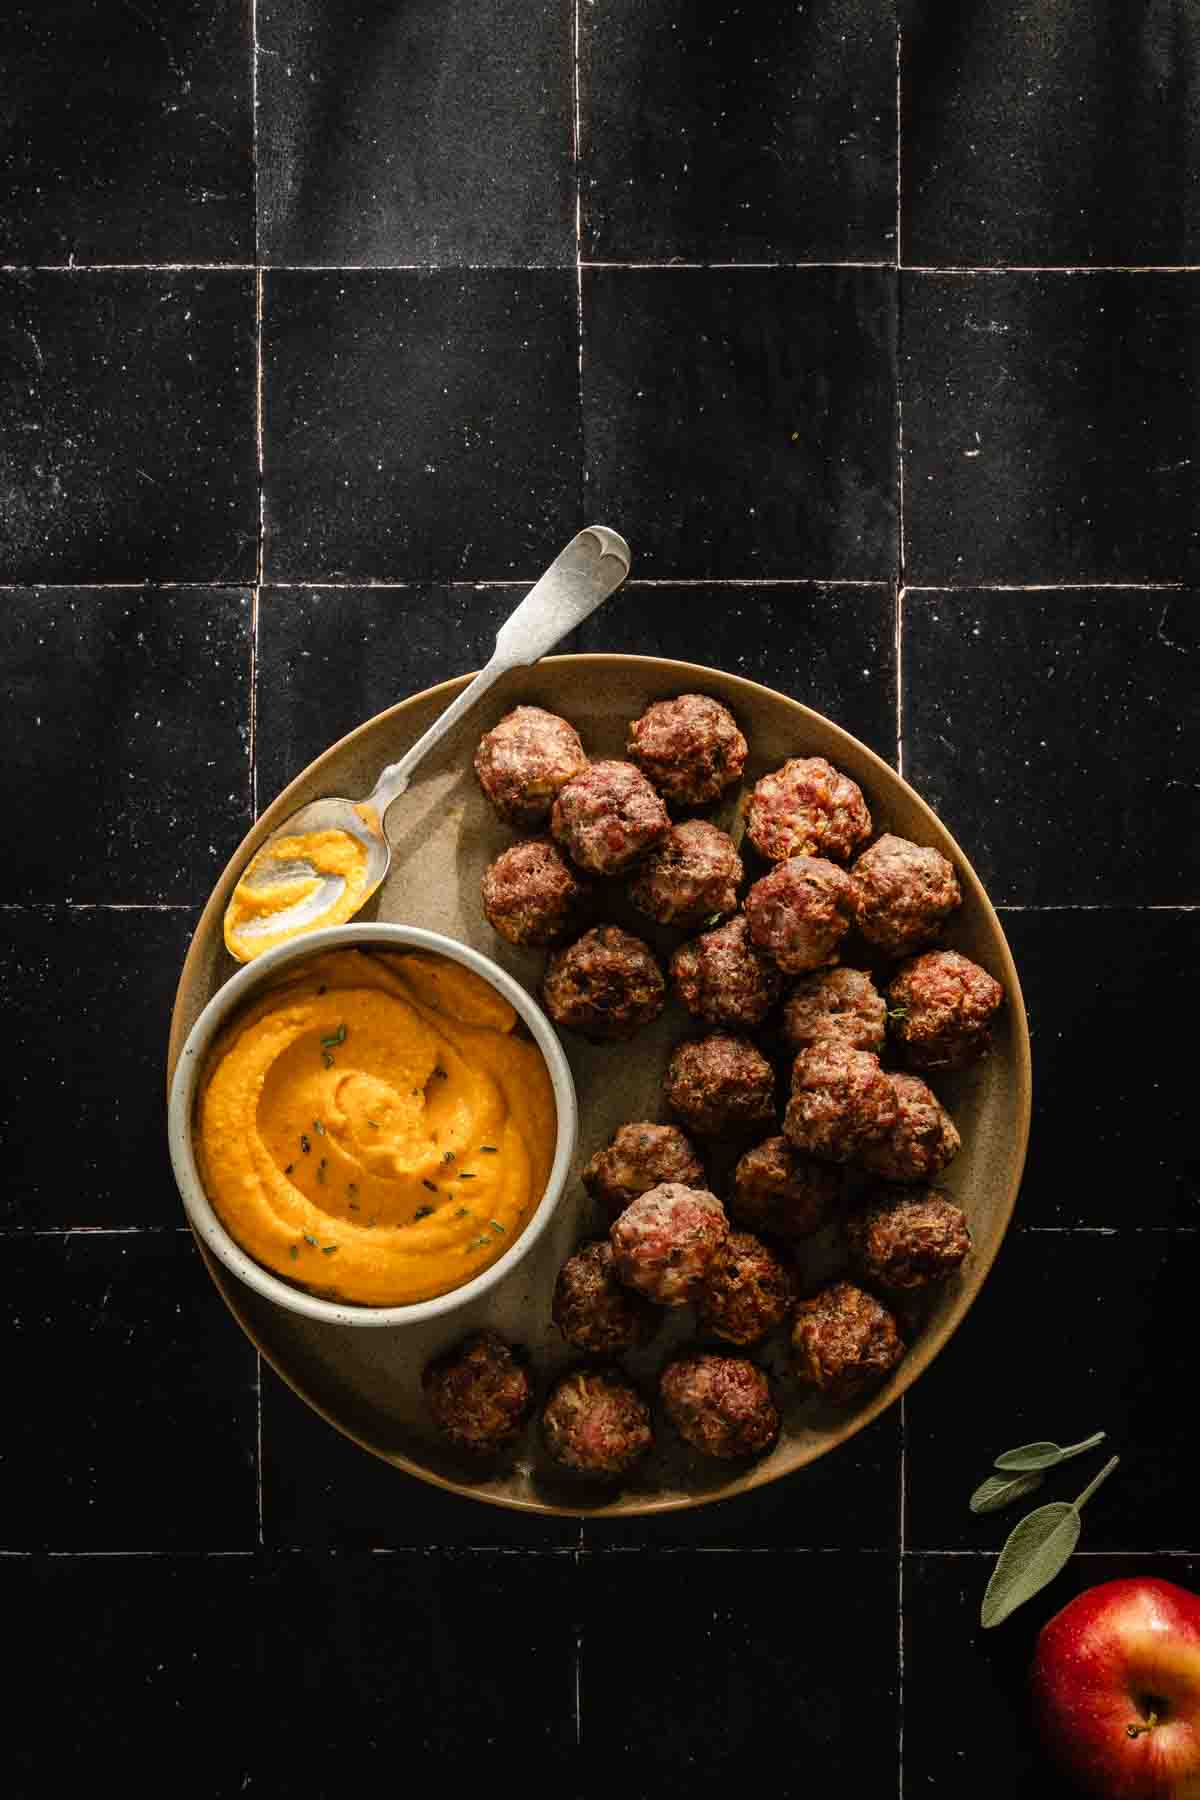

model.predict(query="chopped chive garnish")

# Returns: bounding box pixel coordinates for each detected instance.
[313,1119,325,1135]
[321,1244,338,1255]
[322,1052,334,1068]
[455,1207,470,1218]
[414,1206,434,1220]
[443,1150,455,1163]
[349,1202,360,1211]
[300,1135,311,1154]
[289,1245,298,1260]
[459,1172,476,1180]
[284,1163,294,1175]
[489,1220,505,1234]
[320,1024,347,1049]
[367,1119,380,1128]
[479,1145,498,1153]
[303,1233,319,1247]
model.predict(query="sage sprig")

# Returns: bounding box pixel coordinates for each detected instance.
[993,1431,1106,1473]
[969,1469,1046,1515]
[980,1454,1120,1629]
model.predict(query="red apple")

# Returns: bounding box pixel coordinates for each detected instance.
[1032,1578,1200,1798]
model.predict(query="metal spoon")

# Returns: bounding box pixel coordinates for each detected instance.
[223,526,631,962]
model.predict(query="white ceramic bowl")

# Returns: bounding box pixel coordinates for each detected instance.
[167,923,579,1328]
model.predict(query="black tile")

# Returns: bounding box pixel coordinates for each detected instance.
[1000,910,1200,1229]
[905,1231,1198,1553]
[262,270,581,581]
[581,0,896,263]
[0,1,254,266]
[3,908,200,1230]
[579,1551,898,1790]
[2,588,251,901]
[583,268,898,578]
[902,589,1200,906]
[258,0,574,267]
[902,1,1200,267]
[0,273,257,585]
[901,273,1200,584]
[904,1553,1200,1797]
[4,1234,257,1549]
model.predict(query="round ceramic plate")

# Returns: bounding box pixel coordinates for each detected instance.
[167,654,1031,1517]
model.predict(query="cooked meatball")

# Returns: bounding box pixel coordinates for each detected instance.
[626,693,748,808]
[480,836,591,947]
[628,819,743,930]
[550,759,670,876]
[696,1230,798,1346]
[552,1240,661,1354]
[541,1367,654,1475]
[856,1072,961,1182]
[421,1329,534,1454]
[791,1280,905,1402]
[582,1122,707,1222]
[745,756,872,863]
[783,1043,898,1164]
[474,705,588,828]
[670,915,783,1030]
[743,857,858,975]
[730,1135,842,1241]
[609,1182,728,1307]
[781,967,887,1056]
[845,1187,972,1290]
[851,833,962,959]
[662,1032,777,1138]
[660,1351,780,1460]
[886,950,1004,1071]
[541,925,665,1042]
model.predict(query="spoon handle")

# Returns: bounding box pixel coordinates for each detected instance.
[364,526,631,819]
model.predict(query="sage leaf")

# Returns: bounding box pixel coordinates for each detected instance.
[994,1430,1106,1473]
[980,1454,1119,1630]
[970,1470,1046,1515]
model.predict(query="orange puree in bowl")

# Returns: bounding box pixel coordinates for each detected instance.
[195,948,556,1306]
[223,829,370,960]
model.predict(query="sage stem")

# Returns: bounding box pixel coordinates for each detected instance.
[1074,1454,1120,1511]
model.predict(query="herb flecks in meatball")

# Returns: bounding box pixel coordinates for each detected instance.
[552,1240,661,1354]
[782,967,886,1056]
[663,1033,777,1138]
[481,836,592,947]
[609,1182,728,1307]
[626,693,748,808]
[856,1072,961,1183]
[421,1329,534,1454]
[731,1136,842,1242]
[783,1043,898,1164]
[541,1367,654,1475]
[670,915,783,1030]
[582,1122,706,1222]
[542,925,665,1042]
[845,1187,971,1291]
[474,706,588,828]
[744,856,858,975]
[886,950,1004,1071]
[791,1281,904,1403]
[851,833,962,959]
[629,819,743,930]
[660,1352,780,1460]
[696,1230,798,1346]
[746,756,872,864]
[550,759,670,876]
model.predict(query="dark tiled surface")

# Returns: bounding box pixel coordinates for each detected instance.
[581,0,897,263]
[0,1,254,265]
[2,587,251,902]
[258,0,575,267]
[901,273,1200,584]
[582,268,898,578]
[0,273,258,583]
[902,588,1200,906]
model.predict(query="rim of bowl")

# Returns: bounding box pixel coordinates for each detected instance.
[167,922,579,1327]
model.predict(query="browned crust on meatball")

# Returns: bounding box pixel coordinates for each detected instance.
[626,693,749,807]
[541,925,666,1042]
[851,833,962,959]
[550,759,670,876]
[670,915,784,1030]
[745,757,872,863]
[782,967,887,1056]
[731,1136,843,1241]
[421,1329,534,1454]
[628,819,743,930]
[790,1281,905,1402]
[845,1187,972,1291]
[660,1351,780,1459]
[481,836,592,947]
[474,706,588,828]
[696,1230,798,1346]
[552,1240,662,1353]
[783,1043,898,1164]
[886,950,1004,1071]
[662,1033,777,1138]
[541,1366,654,1475]
[582,1123,706,1222]
[743,856,858,975]
[855,1072,961,1182]
[609,1181,728,1306]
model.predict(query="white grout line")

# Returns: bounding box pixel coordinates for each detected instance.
[0,577,1188,594]
[582,259,893,271]
[904,581,1188,593]
[256,1354,265,1548]
[0,901,196,911]
[4,260,1199,277]
[904,264,1200,276]
[572,0,585,508]
[897,1386,907,1800]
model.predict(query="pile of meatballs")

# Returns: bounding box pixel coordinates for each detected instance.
[420,695,1006,1480]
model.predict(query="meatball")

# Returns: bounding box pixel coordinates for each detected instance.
[791,1280,905,1403]
[628,819,743,930]
[626,693,748,808]
[582,1122,706,1222]
[550,759,670,876]
[856,1072,961,1182]
[663,1032,777,1138]
[886,949,1004,1071]
[541,1367,654,1476]
[552,1240,661,1354]
[743,857,858,975]
[421,1329,534,1454]
[670,915,783,1030]
[845,1187,972,1290]
[781,967,887,1056]
[783,1043,898,1164]
[696,1230,798,1346]
[609,1182,728,1307]
[481,836,592,947]
[851,833,962,959]
[745,756,872,863]
[541,925,665,1042]
[660,1352,780,1460]
[730,1135,842,1242]
[474,705,588,828]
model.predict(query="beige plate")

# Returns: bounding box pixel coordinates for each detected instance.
[168,654,1031,1517]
